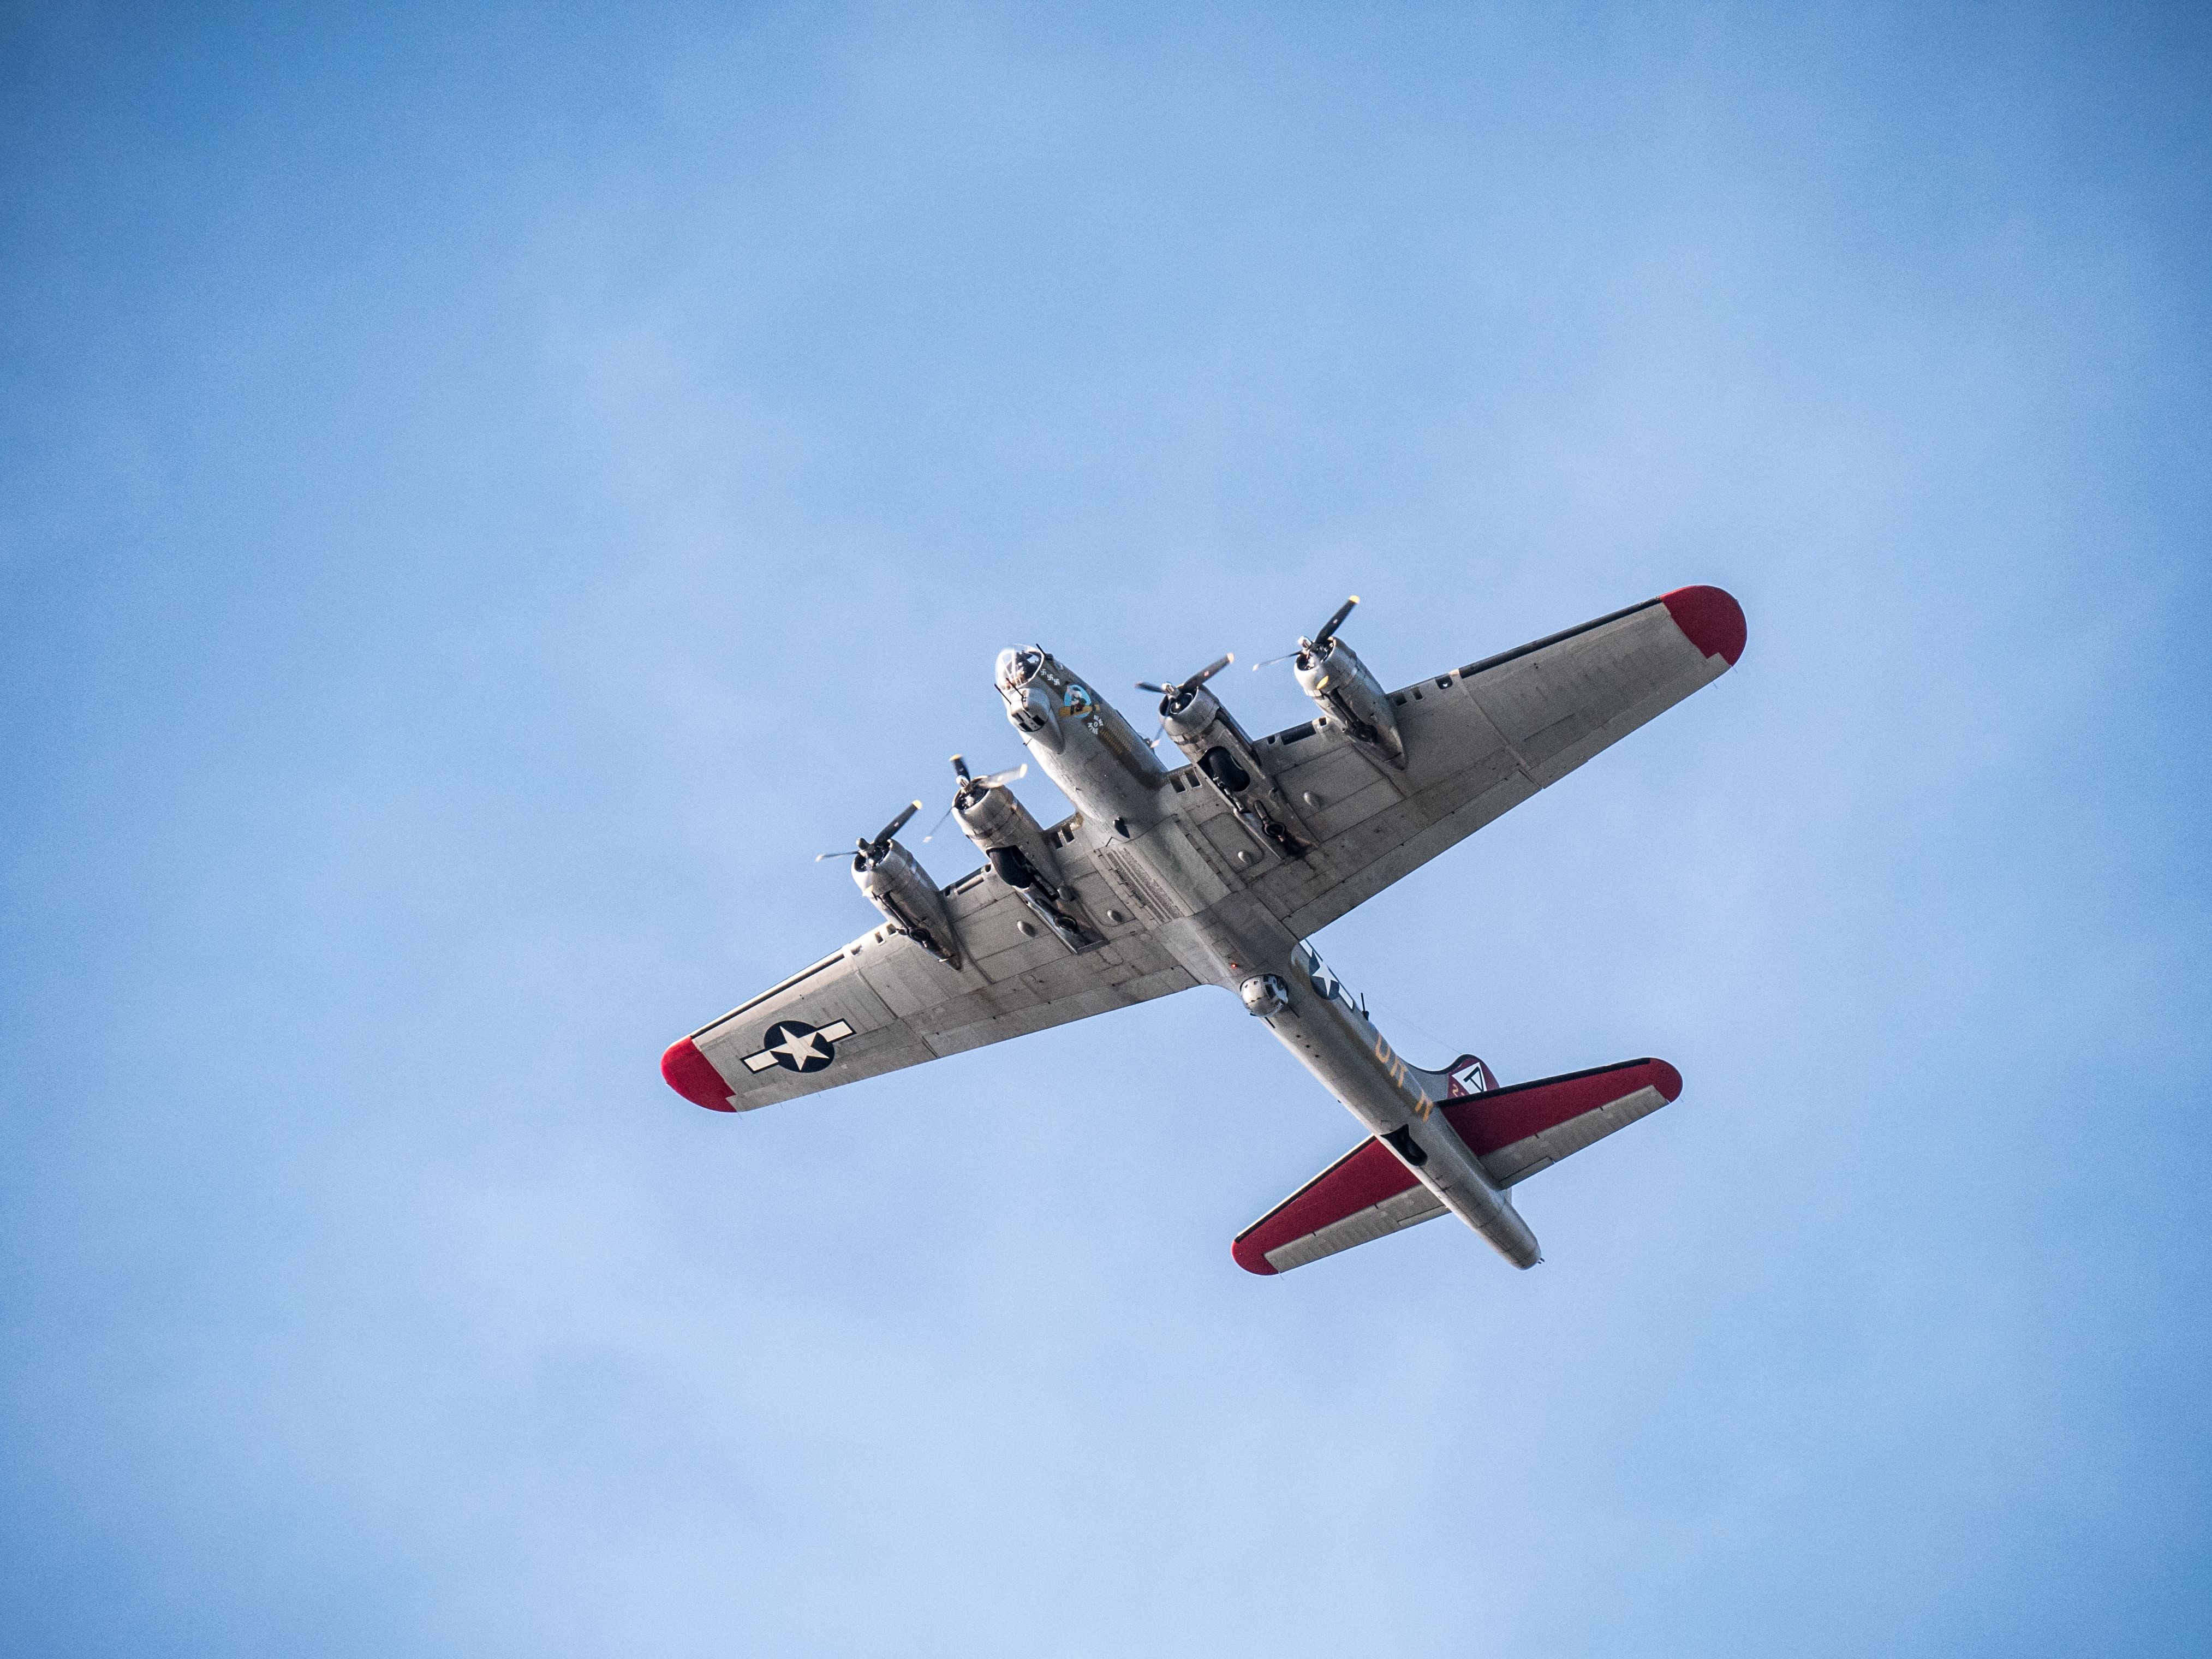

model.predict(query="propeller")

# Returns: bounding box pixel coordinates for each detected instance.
[1251,595,1360,670]
[869,800,922,848]
[928,754,1028,839]
[1135,653,1233,707]
[816,799,923,866]
[951,753,1028,794]
[1312,594,1358,649]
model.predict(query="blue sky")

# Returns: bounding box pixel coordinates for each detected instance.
[3,4,2208,1654]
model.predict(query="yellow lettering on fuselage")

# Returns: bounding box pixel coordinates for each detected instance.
[1373,1032,1432,1117]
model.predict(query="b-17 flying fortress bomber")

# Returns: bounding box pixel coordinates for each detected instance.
[663,587,1746,1274]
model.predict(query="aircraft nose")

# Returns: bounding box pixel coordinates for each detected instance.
[995,645,1042,693]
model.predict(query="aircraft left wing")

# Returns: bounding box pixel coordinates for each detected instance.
[662,860,1198,1112]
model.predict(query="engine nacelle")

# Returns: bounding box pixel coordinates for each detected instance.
[1158,683,1310,857]
[953,778,1098,946]
[852,840,962,968]
[955,781,1070,897]
[1293,636,1405,769]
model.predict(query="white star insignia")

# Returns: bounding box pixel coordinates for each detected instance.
[741,1019,855,1074]
[1304,957,1340,1001]
[771,1028,826,1067]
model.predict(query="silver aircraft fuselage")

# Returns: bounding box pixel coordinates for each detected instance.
[994,645,1540,1267]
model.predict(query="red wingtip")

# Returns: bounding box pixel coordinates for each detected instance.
[661,1037,735,1111]
[1650,1058,1684,1102]
[1231,1236,1280,1275]
[1660,586,1746,667]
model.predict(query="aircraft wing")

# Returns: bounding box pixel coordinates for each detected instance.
[662,856,1199,1112]
[1243,586,1745,938]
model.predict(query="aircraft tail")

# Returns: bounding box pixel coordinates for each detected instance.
[1233,1057,1682,1275]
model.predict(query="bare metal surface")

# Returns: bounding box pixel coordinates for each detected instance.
[678,593,1732,1266]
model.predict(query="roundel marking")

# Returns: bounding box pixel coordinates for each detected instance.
[1295,944,1343,1003]
[740,1018,855,1075]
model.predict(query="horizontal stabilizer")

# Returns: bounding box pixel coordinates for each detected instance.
[1230,1138,1440,1275]
[1443,1057,1681,1187]
[1232,1057,1681,1275]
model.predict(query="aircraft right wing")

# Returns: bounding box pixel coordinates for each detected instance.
[1245,587,1744,939]
[663,851,1197,1113]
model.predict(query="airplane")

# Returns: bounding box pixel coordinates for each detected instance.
[661,585,1746,1274]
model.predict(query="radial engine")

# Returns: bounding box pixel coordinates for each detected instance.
[1289,596,1405,769]
[946,756,1097,948]
[821,802,963,969]
[1137,654,1309,858]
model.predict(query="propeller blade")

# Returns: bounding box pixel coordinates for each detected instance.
[1314,595,1359,647]
[949,754,971,781]
[973,762,1028,790]
[919,802,955,843]
[870,799,922,849]
[1250,650,1299,671]
[1141,654,1231,698]
[814,850,857,862]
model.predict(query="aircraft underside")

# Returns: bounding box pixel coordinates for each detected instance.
[661,586,1745,1273]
